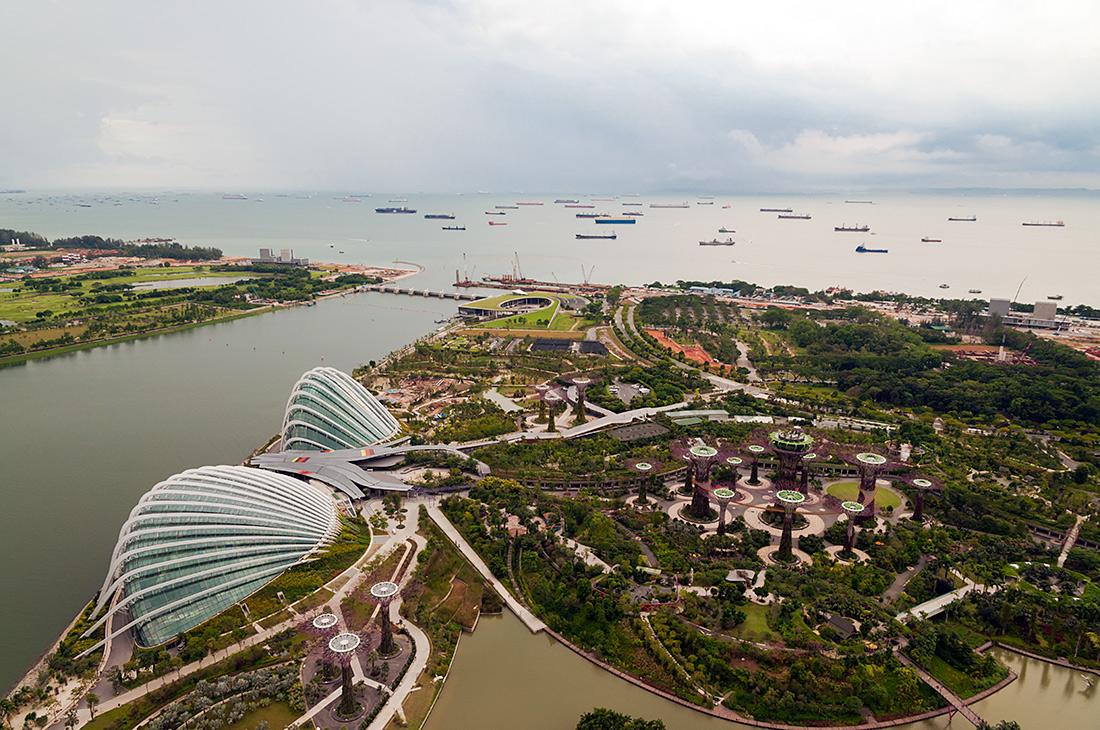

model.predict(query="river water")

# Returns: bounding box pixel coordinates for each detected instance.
[424,613,1098,730]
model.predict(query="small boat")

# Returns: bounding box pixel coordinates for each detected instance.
[939,283,950,289]
[948,215,976,222]
[835,224,870,232]
[718,227,735,233]
[338,250,345,254]
[969,289,982,294]
[921,237,942,243]
[1022,220,1064,227]
[329,244,334,248]
[722,205,731,209]
[855,245,888,253]
[700,238,735,246]
[576,233,617,239]
[488,220,506,226]
[443,225,466,231]
[760,207,792,213]
[779,213,811,220]
[1048,294,1064,300]
[696,201,714,205]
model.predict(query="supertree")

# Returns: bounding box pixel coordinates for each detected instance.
[745,444,767,485]
[564,374,597,424]
[627,459,661,504]
[765,427,817,491]
[543,391,562,433]
[799,450,827,494]
[837,447,900,522]
[775,490,806,563]
[369,581,400,656]
[671,439,736,520]
[840,501,866,555]
[904,476,942,521]
[310,612,341,682]
[713,487,737,535]
[326,632,374,719]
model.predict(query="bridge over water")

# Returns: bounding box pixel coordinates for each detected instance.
[895,652,987,728]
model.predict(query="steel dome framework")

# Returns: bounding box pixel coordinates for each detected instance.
[83,465,340,651]
[282,367,401,451]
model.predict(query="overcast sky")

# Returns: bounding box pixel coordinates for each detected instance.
[3,0,1098,192]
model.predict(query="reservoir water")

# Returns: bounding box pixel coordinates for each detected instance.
[424,613,1098,730]
[2,190,1099,726]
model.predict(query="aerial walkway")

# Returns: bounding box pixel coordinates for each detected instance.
[895,653,987,728]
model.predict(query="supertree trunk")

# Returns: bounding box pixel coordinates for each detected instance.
[379,613,395,656]
[575,391,587,423]
[749,459,759,485]
[689,483,711,520]
[546,402,556,432]
[912,491,925,521]
[844,520,857,553]
[683,468,694,496]
[717,506,727,535]
[778,512,794,562]
[800,463,809,494]
[338,664,356,716]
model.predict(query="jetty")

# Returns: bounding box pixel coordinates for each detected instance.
[365,284,479,301]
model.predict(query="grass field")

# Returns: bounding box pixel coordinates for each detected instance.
[729,601,777,641]
[827,481,903,510]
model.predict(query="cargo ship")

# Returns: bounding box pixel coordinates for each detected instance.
[576,212,608,218]
[576,233,617,239]
[1022,220,1064,227]
[376,206,416,214]
[516,202,543,206]
[779,213,811,219]
[222,194,248,200]
[622,202,644,206]
[835,224,869,232]
[650,203,689,208]
[565,204,594,208]
[488,220,507,226]
[443,225,466,231]
[595,218,634,224]
[495,205,518,209]
[555,199,579,204]
[700,238,735,246]
[855,244,888,253]
[948,215,976,221]
[485,210,506,215]
[718,227,735,233]
[424,213,456,219]
[623,211,644,216]
[921,237,942,243]
[760,207,792,213]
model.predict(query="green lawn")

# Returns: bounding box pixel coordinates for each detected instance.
[220,701,298,730]
[826,481,902,510]
[730,601,776,641]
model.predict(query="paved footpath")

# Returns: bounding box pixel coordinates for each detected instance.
[423,501,547,633]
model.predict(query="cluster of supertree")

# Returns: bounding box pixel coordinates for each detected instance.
[660,426,941,563]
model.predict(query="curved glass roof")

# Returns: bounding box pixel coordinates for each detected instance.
[282,367,401,451]
[85,465,340,649]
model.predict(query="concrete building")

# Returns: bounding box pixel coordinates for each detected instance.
[1033,300,1057,321]
[989,298,1011,317]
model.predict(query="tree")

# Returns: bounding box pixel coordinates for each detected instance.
[85,691,99,719]
[63,707,78,730]
[978,722,1022,730]
[576,708,666,730]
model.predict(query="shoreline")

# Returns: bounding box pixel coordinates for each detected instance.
[0,261,422,368]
